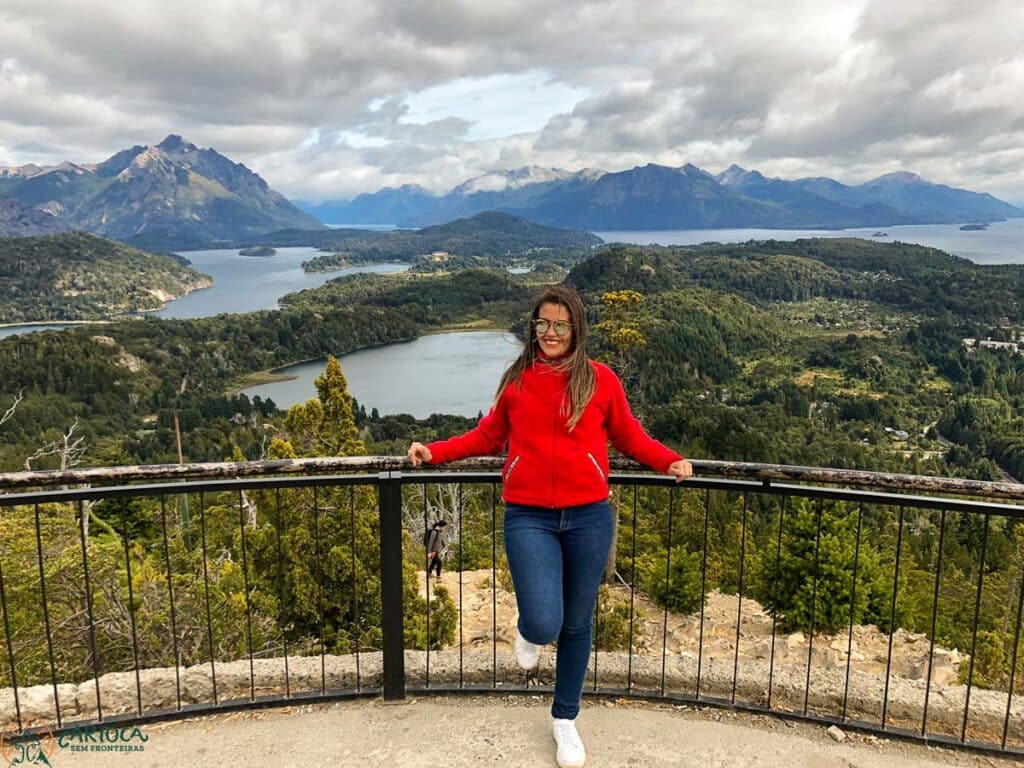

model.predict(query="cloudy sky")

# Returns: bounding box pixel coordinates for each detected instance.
[2,0,1023,204]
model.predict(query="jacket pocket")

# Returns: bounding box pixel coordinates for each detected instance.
[503,454,521,483]
[586,452,607,482]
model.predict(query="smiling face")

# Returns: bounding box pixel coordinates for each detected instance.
[535,301,573,360]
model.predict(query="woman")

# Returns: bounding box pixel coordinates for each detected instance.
[408,285,691,768]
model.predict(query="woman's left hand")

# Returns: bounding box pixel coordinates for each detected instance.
[667,459,693,482]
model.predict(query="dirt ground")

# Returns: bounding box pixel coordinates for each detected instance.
[44,695,1017,768]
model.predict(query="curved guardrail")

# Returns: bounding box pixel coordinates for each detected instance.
[0,458,1022,759]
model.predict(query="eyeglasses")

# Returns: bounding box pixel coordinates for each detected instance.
[533,318,572,337]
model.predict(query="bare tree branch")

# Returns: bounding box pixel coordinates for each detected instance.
[403,482,481,551]
[24,418,88,471]
[1,388,24,428]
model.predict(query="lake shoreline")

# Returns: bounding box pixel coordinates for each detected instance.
[0,319,112,330]
[227,324,515,399]
[0,275,214,331]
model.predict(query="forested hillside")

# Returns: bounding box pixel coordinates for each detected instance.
[4,237,1023,479]
[0,232,211,322]
[299,211,601,272]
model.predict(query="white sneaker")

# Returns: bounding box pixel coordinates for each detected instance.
[552,717,586,768]
[514,629,539,670]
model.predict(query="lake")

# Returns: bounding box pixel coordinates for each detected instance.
[241,331,523,417]
[0,247,408,338]
[152,247,409,319]
[3,219,1021,342]
[594,218,1024,265]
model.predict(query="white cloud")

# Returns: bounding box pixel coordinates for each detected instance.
[0,0,1021,202]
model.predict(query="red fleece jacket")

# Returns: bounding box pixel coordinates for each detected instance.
[426,359,683,508]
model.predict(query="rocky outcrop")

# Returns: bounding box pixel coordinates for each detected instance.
[0,195,71,237]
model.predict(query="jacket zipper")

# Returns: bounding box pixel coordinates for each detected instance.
[504,455,521,483]
[587,452,607,482]
[550,401,558,507]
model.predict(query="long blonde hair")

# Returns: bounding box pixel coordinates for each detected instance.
[494,285,596,430]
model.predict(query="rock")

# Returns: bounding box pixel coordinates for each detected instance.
[811,645,842,668]
[0,684,78,727]
[829,638,857,652]
[827,725,847,742]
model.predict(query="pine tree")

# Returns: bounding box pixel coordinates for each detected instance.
[753,498,895,634]
[282,355,365,457]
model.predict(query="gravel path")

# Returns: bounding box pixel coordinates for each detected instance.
[44,695,1017,768]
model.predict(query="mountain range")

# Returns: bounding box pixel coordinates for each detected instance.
[3,136,1020,244]
[301,164,1023,231]
[0,136,324,247]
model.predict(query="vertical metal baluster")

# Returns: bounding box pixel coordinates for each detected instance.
[660,487,675,696]
[696,488,711,700]
[159,496,182,711]
[491,484,498,689]
[458,483,465,689]
[882,506,906,729]
[591,492,609,693]
[198,492,218,704]
[119,499,143,714]
[767,497,787,710]
[803,498,824,716]
[732,492,749,704]
[961,513,990,743]
[237,490,255,701]
[627,484,638,692]
[423,483,431,687]
[841,502,865,722]
[922,508,947,736]
[592,554,601,692]
[0,535,22,731]
[273,489,291,698]
[33,503,62,726]
[350,486,360,692]
[1002,532,1024,748]
[312,487,325,694]
[78,499,103,718]
[377,473,406,701]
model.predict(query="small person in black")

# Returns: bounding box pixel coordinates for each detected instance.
[425,519,450,581]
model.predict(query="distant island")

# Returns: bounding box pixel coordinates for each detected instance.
[240,245,277,257]
[295,211,603,273]
[959,223,988,231]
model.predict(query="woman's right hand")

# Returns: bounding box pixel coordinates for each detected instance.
[407,442,432,467]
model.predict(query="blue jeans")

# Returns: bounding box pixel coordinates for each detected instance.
[503,499,614,720]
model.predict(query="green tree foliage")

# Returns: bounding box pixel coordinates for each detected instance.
[295,211,601,271]
[593,586,643,651]
[246,358,456,653]
[283,356,364,457]
[0,501,280,686]
[0,232,209,322]
[753,499,901,634]
[636,550,703,614]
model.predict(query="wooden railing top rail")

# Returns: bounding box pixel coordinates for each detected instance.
[1,456,1022,501]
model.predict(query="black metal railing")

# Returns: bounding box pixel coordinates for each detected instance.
[0,458,1022,759]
